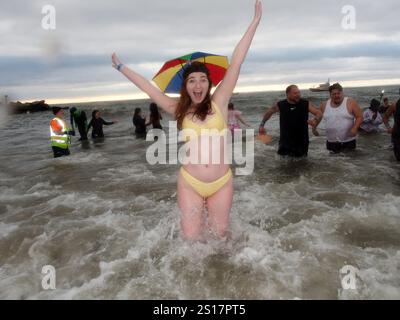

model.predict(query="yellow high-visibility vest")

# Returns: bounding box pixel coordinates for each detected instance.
[50,117,71,149]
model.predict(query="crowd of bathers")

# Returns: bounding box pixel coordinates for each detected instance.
[49,82,400,161]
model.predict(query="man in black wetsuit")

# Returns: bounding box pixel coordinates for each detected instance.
[70,107,88,141]
[383,98,400,161]
[259,85,322,158]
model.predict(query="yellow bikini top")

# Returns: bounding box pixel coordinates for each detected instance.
[181,101,227,140]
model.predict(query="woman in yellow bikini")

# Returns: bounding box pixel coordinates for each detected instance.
[112,0,262,240]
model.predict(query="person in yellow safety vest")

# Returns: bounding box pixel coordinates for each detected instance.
[50,107,75,158]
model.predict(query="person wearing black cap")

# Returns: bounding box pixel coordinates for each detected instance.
[383,98,400,161]
[70,107,88,141]
[360,99,383,133]
[50,107,74,158]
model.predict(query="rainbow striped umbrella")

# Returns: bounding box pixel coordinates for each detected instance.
[152,52,229,94]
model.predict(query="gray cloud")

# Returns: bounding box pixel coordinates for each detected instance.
[1,0,399,102]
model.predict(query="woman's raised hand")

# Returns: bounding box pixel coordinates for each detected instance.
[111,53,122,69]
[253,0,262,24]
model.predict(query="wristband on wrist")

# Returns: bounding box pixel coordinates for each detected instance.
[116,63,124,71]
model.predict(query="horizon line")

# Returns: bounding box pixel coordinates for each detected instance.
[14,79,400,105]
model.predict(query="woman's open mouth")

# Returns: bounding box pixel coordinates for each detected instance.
[194,92,203,99]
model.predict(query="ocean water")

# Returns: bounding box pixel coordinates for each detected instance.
[0,86,399,300]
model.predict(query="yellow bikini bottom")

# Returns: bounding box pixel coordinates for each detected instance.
[180,167,233,198]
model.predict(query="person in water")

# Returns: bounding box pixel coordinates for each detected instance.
[148,102,163,130]
[259,85,322,158]
[112,0,263,240]
[383,98,400,161]
[87,110,116,139]
[379,97,391,114]
[132,107,147,137]
[228,102,251,133]
[70,107,88,141]
[49,107,74,158]
[314,83,363,153]
[360,99,383,133]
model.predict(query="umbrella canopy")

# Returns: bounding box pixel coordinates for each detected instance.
[153,52,229,94]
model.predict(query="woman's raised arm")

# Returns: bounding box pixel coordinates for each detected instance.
[112,53,177,115]
[213,0,262,112]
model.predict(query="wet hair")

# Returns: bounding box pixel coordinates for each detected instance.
[133,108,142,119]
[286,85,298,95]
[370,99,380,112]
[182,61,210,80]
[329,83,343,93]
[149,103,162,122]
[92,110,99,118]
[175,62,213,130]
[228,102,234,110]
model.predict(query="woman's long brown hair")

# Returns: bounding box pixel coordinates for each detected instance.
[175,62,213,130]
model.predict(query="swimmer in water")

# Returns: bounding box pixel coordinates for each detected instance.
[87,110,117,139]
[132,108,147,137]
[228,102,251,133]
[112,0,263,240]
[147,102,163,130]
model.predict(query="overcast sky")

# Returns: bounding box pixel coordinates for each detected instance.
[1,0,399,103]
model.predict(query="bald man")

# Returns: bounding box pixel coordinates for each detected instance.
[259,85,322,157]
